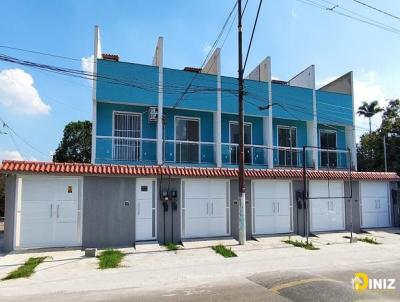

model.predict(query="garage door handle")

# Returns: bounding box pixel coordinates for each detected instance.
[57,205,60,218]
[277,203,279,213]
[272,202,275,213]
[50,204,53,218]
[211,203,214,215]
[206,203,209,215]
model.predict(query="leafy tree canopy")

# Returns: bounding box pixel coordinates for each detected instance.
[53,120,92,163]
[357,99,400,174]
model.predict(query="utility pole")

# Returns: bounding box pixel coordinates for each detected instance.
[238,0,246,245]
[383,134,387,172]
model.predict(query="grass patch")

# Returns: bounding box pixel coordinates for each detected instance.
[164,242,179,251]
[283,239,319,250]
[97,249,124,269]
[212,245,237,258]
[358,237,380,245]
[2,257,47,281]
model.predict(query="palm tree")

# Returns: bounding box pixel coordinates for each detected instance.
[357,100,383,134]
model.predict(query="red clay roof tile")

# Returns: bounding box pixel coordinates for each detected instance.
[0,160,398,181]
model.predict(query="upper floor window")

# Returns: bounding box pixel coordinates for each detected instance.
[278,126,298,167]
[320,130,337,168]
[229,121,252,165]
[175,117,200,163]
[113,112,141,162]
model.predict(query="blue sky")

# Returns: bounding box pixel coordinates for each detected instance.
[0,0,399,161]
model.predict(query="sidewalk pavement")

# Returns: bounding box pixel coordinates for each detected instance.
[0,228,399,300]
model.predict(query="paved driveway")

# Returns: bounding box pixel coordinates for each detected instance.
[0,228,399,301]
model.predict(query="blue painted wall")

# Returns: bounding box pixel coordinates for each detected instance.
[163,67,217,111]
[96,60,158,105]
[271,83,313,121]
[95,60,354,167]
[96,102,157,164]
[163,108,214,165]
[317,91,353,126]
[221,77,269,116]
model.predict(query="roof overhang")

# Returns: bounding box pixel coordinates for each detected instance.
[1,161,398,181]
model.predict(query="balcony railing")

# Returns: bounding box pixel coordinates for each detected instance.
[96,136,157,164]
[318,148,349,169]
[164,140,215,165]
[222,143,269,167]
[95,136,350,169]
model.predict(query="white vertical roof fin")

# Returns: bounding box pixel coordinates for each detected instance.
[201,48,221,75]
[152,37,164,67]
[288,65,315,89]
[319,72,353,95]
[94,25,102,59]
[245,57,270,82]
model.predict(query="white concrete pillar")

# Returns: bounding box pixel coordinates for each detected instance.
[91,25,101,164]
[247,57,273,168]
[153,37,164,165]
[288,65,318,169]
[266,57,273,169]
[203,48,221,167]
[349,72,357,170]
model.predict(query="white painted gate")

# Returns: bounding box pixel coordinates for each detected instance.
[360,181,390,228]
[18,176,81,249]
[309,180,345,232]
[135,179,156,241]
[252,180,293,235]
[182,179,230,239]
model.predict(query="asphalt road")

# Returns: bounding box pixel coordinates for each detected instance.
[9,261,400,302]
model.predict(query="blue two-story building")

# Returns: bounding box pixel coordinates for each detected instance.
[2,27,398,252]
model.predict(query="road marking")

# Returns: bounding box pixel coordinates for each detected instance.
[270,278,339,293]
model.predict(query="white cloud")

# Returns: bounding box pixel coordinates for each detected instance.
[81,55,94,86]
[291,9,298,18]
[353,71,385,134]
[0,69,50,115]
[201,42,212,55]
[0,150,38,162]
[81,55,94,74]
[0,150,23,161]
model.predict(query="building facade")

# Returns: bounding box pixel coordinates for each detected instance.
[2,27,399,252]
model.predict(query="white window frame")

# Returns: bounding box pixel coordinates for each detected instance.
[277,125,298,167]
[228,121,253,165]
[112,111,142,162]
[319,129,338,167]
[174,116,201,163]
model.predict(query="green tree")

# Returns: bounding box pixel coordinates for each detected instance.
[357,99,400,174]
[357,100,383,134]
[53,121,92,163]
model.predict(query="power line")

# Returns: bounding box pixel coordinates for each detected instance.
[352,0,400,22]
[170,1,238,110]
[0,45,85,62]
[0,117,48,157]
[243,0,263,72]
[295,0,400,35]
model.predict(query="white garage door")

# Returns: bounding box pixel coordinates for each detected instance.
[252,180,292,235]
[309,180,345,232]
[360,181,390,228]
[182,179,230,239]
[17,176,81,249]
